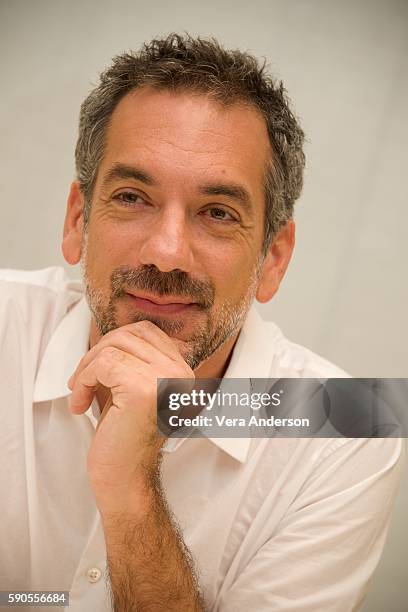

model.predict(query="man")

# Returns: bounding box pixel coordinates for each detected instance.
[0,34,404,611]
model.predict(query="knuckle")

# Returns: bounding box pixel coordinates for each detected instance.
[170,363,193,379]
[77,354,87,370]
[173,365,187,377]
[101,328,116,342]
[180,360,194,376]
[103,327,129,345]
[99,345,119,362]
[112,330,129,346]
[133,320,155,332]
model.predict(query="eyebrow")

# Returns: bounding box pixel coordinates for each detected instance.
[101,163,156,190]
[102,162,254,215]
[198,183,254,215]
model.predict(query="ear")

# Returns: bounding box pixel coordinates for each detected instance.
[61,181,85,265]
[256,220,295,303]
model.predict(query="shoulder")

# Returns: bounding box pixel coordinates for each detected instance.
[0,266,78,294]
[244,306,350,378]
[0,266,83,302]
[275,333,350,378]
[0,266,84,346]
[249,310,405,469]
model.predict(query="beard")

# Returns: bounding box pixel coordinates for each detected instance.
[81,241,262,370]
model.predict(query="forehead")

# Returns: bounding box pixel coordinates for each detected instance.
[101,87,271,198]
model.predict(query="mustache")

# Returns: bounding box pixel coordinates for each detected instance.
[110,265,215,309]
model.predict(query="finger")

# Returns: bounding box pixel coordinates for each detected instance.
[123,320,183,361]
[96,391,113,431]
[69,347,147,414]
[68,330,171,390]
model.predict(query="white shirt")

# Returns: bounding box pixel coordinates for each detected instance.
[0,266,404,612]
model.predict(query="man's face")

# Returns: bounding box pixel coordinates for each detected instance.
[73,88,273,369]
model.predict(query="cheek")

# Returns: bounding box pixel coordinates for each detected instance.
[209,253,259,300]
[86,224,135,271]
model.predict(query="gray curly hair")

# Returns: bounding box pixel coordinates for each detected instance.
[75,33,305,255]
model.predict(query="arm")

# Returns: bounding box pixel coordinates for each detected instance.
[67,321,205,611]
[216,437,405,611]
[102,477,204,611]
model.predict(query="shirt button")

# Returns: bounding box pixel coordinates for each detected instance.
[87,567,102,583]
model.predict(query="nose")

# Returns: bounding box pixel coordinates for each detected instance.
[138,205,195,273]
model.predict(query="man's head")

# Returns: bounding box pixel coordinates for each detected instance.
[62,34,305,370]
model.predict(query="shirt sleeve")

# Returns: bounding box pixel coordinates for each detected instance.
[215,437,405,612]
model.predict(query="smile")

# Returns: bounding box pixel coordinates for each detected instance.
[124,292,199,316]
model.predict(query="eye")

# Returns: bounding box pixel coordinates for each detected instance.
[202,207,237,222]
[113,191,150,207]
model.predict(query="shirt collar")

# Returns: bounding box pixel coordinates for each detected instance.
[197,305,277,462]
[33,296,91,403]
[33,295,274,463]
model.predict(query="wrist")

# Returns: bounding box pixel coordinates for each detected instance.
[92,469,161,521]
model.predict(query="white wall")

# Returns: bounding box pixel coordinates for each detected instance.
[0,0,407,609]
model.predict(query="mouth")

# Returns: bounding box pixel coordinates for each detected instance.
[124,291,200,316]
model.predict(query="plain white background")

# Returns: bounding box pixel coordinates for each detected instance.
[0,1,407,609]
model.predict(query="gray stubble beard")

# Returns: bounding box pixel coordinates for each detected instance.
[80,234,262,370]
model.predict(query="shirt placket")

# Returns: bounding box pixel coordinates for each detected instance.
[68,511,110,611]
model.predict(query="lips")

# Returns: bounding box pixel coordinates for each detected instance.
[124,292,198,316]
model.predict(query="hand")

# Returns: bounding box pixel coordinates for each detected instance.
[67,320,194,513]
